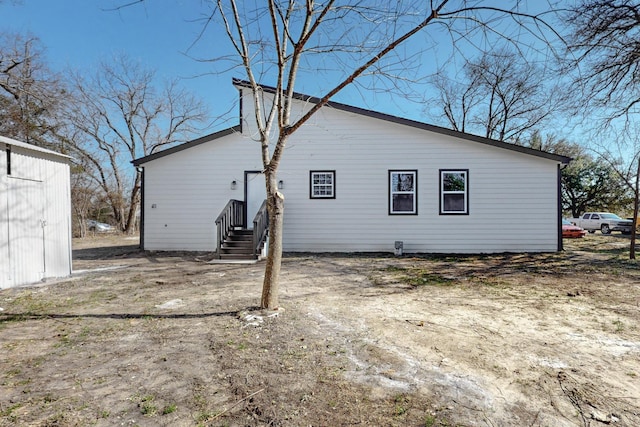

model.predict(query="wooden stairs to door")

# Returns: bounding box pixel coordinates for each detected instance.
[215,199,269,261]
[219,229,259,260]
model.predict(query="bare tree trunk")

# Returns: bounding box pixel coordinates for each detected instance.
[123,172,141,235]
[124,199,139,235]
[261,172,284,309]
[75,210,88,237]
[631,160,639,260]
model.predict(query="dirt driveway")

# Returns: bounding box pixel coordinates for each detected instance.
[1,235,639,426]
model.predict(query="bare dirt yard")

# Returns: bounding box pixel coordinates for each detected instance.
[1,234,639,427]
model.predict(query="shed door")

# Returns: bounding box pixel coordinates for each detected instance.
[245,171,266,230]
[8,178,45,285]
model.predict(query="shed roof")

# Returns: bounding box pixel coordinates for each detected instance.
[0,135,71,160]
[133,79,572,166]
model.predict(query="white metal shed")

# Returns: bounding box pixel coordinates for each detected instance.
[0,136,72,288]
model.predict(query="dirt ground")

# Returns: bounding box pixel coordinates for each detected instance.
[1,234,639,427]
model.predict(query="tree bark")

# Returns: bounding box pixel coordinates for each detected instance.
[631,159,639,260]
[261,172,284,309]
[123,171,141,235]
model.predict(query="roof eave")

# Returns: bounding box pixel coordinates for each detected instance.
[132,126,241,166]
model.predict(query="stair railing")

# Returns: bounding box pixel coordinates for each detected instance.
[252,200,269,258]
[215,199,245,259]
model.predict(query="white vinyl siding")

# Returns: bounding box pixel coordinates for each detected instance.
[141,132,263,251]
[278,103,559,253]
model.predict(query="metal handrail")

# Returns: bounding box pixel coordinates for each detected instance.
[215,199,245,258]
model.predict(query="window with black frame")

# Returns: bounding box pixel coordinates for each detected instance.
[389,170,417,215]
[440,169,468,215]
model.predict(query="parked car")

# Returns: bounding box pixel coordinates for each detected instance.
[87,220,115,233]
[571,212,632,235]
[562,219,587,238]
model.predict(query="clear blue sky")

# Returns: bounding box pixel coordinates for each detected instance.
[4,0,424,130]
[1,0,243,130]
[1,1,571,137]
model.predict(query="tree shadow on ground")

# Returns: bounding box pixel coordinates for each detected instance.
[73,244,145,260]
[0,309,244,322]
[73,245,217,263]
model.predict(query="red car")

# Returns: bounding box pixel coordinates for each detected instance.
[562,219,587,238]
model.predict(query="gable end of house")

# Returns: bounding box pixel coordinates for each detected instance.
[231,78,571,165]
[132,80,571,167]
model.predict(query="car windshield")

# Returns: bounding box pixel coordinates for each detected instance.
[562,219,572,225]
[600,214,622,220]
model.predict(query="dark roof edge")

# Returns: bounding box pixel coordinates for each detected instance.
[232,78,572,164]
[132,126,241,166]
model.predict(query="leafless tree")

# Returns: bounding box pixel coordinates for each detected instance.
[564,0,640,258]
[429,65,483,136]
[190,0,562,309]
[0,32,65,146]
[63,55,208,234]
[427,48,559,143]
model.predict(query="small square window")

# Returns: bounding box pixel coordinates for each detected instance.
[389,170,417,215]
[440,170,469,215]
[310,171,335,199]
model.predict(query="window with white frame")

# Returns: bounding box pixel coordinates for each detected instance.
[310,170,335,199]
[389,170,417,214]
[440,169,468,214]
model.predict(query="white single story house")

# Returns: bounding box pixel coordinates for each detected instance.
[0,136,72,288]
[132,79,571,258]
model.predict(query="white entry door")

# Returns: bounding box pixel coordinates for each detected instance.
[245,171,266,229]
